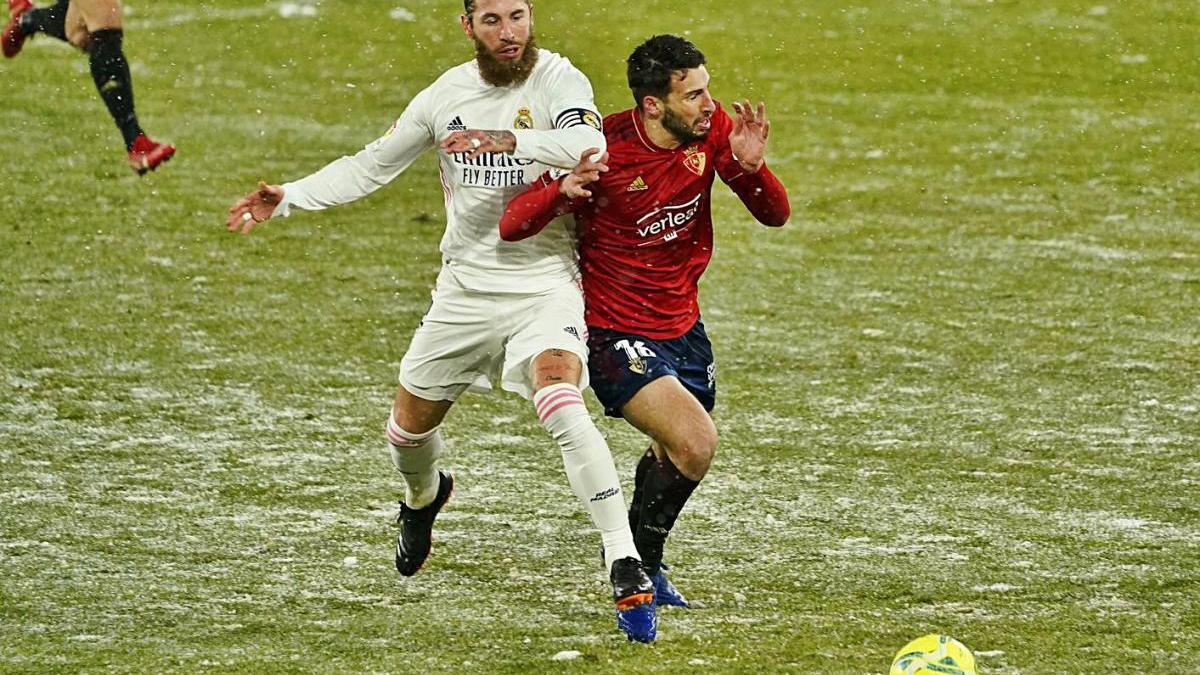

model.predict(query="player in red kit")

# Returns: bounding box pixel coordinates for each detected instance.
[500,34,789,608]
[4,0,175,174]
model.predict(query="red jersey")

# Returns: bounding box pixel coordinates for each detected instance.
[501,104,790,339]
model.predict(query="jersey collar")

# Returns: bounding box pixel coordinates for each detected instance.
[632,109,678,153]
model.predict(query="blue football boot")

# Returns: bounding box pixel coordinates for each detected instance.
[610,556,656,643]
[649,566,690,608]
[601,547,691,608]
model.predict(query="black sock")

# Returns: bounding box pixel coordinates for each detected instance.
[87,29,143,151]
[635,453,699,576]
[627,446,657,535]
[19,0,70,41]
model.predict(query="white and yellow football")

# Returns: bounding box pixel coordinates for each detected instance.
[889,634,977,675]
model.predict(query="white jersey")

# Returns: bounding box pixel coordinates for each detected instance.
[274,49,605,294]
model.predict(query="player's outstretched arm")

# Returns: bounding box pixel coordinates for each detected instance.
[729,99,770,173]
[724,99,790,227]
[448,62,606,169]
[441,124,605,171]
[272,86,437,217]
[226,182,284,235]
[500,148,605,242]
[440,130,516,161]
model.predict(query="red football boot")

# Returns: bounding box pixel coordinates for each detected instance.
[2,0,34,59]
[127,134,176,175]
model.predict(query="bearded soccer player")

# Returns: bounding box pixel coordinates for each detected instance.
[226,0,656,643]
[3,0,175,173]
[500,34,790,608]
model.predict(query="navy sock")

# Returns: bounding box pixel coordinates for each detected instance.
[634,452,699,575]
[87,29,143,150]
[627,446,657,535]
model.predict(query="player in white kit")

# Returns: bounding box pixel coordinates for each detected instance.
[226,0,656,642]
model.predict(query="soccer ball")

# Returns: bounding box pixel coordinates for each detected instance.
[889,634,977,675]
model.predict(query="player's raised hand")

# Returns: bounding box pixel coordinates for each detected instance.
[440,129,518,160]
[226,182,284,234]
[729,99,770,172]
[559,148,608,199]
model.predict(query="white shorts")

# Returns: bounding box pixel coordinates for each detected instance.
[398,268,589,402]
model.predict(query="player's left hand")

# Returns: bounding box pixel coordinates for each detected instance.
[729,99,770,172]
[559,148,608,199]
[440,130,517,160]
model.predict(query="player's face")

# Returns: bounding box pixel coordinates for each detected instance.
[463,0,533,63]
[660,66,716,144]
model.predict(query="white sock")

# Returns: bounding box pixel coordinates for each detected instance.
[386,413,443,509]
[534,383,639,572]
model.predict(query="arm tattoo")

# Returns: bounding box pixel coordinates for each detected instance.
[484,130,517,152]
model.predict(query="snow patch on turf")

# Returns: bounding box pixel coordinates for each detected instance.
[279,3,318,18]
[121,491,189,504]
[1105,517,1151,530]
[972,583,1018,592]
[469,432,530,447]
[822,535,971,558]
[1030,238,1138,261]
[129,6,278,29]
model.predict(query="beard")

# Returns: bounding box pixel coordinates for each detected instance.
[475,34,539,87]
[661,105,708,144]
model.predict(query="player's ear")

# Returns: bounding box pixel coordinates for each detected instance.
[642,95,664,119]
[460,13,474,39]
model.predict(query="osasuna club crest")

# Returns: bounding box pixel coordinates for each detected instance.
[513,107,534,130]
[683,146,707,176]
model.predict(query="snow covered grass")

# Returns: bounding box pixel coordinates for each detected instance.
[2,0,1198,672]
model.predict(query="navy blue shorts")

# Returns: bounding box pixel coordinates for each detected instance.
[587,319,716,418]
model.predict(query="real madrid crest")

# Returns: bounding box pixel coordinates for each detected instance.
[582,110,602,130]
[683,146,707,176]
[513,107,534,130]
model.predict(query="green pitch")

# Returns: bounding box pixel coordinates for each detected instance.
[2,1,1197,672]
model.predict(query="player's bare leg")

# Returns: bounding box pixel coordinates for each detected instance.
[63,0,174,173]
[388,384,454,576]
[530,349,655,642]
[63,0,115,47]
[619,376,716,607]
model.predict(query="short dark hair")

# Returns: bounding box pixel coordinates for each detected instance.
[626,35,706,108]
[464,0,530,15]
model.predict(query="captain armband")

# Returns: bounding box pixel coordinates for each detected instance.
[555,108,604,132]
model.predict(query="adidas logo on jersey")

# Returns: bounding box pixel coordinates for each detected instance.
[446,116,467,132]
[564,326,580,339]
[626,176,649,192]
